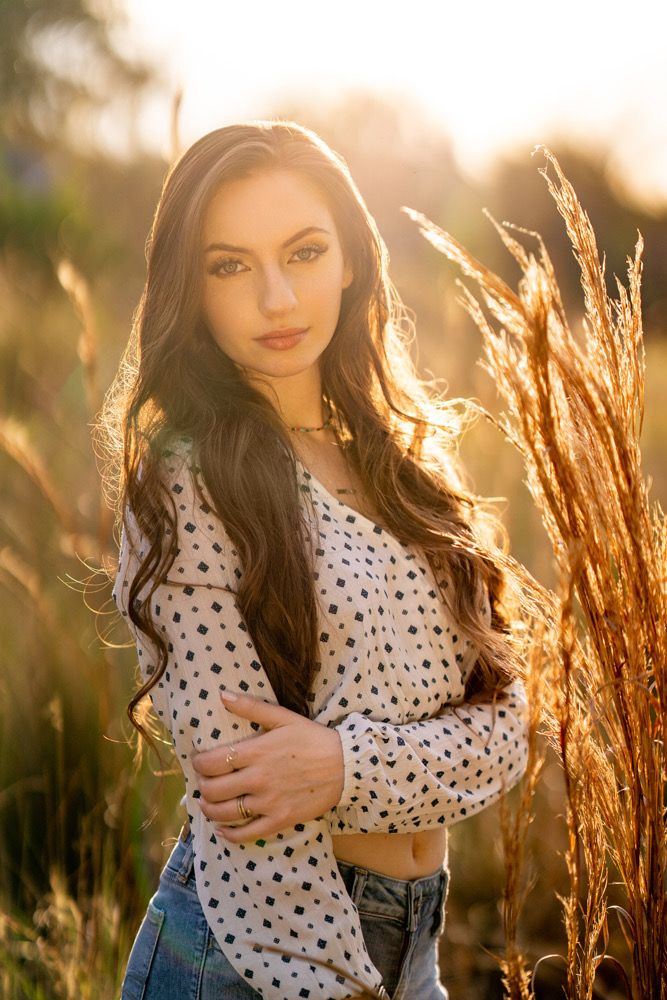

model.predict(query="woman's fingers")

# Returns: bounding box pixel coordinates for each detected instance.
[191,739,247,777]
[199,790,261,823]
[198,771,248,803]
[214,814,277,843]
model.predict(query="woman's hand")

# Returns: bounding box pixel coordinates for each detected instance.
[190,689,345,843]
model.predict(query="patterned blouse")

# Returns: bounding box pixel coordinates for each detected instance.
[112,435,528,999]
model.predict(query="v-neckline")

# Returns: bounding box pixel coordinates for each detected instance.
[295,458,390,537]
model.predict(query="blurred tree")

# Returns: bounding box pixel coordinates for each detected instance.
[0,0,167,285]
[0,0,157,149]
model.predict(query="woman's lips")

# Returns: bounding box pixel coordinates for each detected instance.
[254,329,308,350]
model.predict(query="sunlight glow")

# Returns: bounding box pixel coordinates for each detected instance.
[118,0,667,210]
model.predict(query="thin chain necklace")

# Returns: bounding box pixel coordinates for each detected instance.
[287,400,333,434]
[287,414,332,433]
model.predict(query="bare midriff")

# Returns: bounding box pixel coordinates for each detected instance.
[331,829,448,880]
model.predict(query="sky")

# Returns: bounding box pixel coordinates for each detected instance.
[115,0,667,212]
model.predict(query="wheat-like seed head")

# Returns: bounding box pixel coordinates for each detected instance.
[406,145,666,998]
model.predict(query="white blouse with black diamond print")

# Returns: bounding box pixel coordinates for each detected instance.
[112,435,529,1000]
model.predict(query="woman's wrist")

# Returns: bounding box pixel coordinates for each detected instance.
[327,727,346,810]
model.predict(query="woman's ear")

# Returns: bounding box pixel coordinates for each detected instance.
[342,259,354,289]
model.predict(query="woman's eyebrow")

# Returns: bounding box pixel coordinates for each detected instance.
[204,225,331,254]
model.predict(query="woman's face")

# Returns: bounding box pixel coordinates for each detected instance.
[200,169,353,385]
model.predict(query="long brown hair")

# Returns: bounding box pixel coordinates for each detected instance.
[97,119,529,759]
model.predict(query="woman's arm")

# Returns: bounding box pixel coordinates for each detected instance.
[325,675,529,835]
[113,443,388,1000]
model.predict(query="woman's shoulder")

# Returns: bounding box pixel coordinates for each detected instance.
[154,434,241,578]
[159,431,196,467]
[146,432,212,534]
[155,431,201,488]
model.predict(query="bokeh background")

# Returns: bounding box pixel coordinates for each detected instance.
[1,1,665,997]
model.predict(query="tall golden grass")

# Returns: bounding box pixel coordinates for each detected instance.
[0,255,171,1000]
[404,145,666,998]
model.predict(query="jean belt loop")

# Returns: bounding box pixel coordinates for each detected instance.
[176,826,194,883]
[407,881,419,933]
[349,866,369,907]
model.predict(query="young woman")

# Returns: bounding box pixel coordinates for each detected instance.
[103,119,529,1000]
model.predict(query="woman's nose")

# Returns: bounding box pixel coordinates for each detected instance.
[258,266,298,317]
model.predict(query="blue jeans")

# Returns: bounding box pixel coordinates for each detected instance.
[120,828,449,1000]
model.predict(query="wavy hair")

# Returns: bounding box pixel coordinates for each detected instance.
[96,119,528,759]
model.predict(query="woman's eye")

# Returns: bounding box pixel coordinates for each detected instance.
[292,244,327,263]
[209,258,245,277]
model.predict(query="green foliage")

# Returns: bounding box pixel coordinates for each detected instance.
[0,143,94,279]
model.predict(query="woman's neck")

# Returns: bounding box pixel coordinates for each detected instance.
[246,366,327,430]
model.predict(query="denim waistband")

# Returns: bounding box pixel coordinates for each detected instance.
[171,822,448,935]
[334,856,447,934]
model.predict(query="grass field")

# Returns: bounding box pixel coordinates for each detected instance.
[1,164,665,997]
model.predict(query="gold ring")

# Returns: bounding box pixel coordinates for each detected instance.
[237,794,254,821]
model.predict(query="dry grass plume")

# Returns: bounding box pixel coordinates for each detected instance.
[404,144,666,999]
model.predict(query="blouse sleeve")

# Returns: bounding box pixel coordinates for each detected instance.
[327,599,529,835]
[112,441,388,1000]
